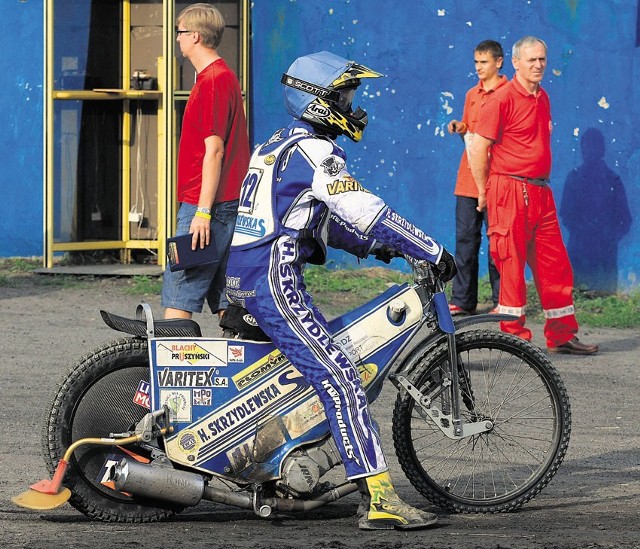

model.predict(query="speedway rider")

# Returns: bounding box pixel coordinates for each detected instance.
[225,51,456,530]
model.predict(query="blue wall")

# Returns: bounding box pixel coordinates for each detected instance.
[2,0,639,292]
[0,0,44,257]
[250,0,640,291]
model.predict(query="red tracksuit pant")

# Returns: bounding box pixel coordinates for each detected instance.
[486,174,578,347]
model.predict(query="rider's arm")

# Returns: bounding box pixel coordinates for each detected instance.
[327,213,377,258]
[299,140,444,264]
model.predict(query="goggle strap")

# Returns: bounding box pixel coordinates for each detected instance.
[281,73,341,103]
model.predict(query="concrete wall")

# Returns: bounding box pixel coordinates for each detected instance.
[2,0,639,292]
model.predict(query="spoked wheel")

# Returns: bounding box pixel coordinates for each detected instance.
[43,338,184,522]
[393,329,571,513]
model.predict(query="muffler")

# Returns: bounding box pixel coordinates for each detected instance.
[110,457,358,515]
[110,458,205,506]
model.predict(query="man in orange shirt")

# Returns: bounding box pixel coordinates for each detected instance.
[469,36,598,355]
[447,40,506,316]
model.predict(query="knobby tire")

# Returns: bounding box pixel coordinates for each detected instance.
[392,329,571,513]
[42,338,184,522]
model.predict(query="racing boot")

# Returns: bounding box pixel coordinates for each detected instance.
[355,471,438,530]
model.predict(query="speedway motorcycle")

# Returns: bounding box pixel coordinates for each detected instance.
[14,258,571,520]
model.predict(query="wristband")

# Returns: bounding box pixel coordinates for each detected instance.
[195,210,211,220]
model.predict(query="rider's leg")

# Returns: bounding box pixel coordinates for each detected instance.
[240,237,437,530]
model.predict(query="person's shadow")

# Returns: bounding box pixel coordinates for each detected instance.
[560,128,632,294]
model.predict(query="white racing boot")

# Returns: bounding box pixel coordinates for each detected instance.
[355,471,438,530]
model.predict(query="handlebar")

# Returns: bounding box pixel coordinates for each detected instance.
[404,255,447,294]
[369,244,449,293]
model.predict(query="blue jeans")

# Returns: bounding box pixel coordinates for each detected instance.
[451,195,500,311]
[162,200,238,313]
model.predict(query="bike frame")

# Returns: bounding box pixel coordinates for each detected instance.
[139,264,512,485]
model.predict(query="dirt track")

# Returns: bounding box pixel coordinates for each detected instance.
[1,276,639,548]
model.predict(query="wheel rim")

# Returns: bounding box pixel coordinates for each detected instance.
[404,337,568,509]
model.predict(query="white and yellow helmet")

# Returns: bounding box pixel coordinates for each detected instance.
[281,51,383,142]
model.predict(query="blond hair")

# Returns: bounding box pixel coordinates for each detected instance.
[177,3,225,49]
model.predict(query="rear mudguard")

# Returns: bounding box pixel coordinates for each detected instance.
[393,313,517,378]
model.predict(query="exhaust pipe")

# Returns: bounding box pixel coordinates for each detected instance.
[110,458,256,509]
[110,458,206,506]
[110,458,358,514]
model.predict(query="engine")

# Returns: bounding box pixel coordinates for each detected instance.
[276,437,342,497]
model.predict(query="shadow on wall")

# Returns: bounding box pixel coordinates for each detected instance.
[560,128,632,294]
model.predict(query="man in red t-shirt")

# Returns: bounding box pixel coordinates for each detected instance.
[469,36,598,355]
[162,3,250,320]
[447,40,506,316]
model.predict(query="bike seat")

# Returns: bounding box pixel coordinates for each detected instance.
[100,310,202,338]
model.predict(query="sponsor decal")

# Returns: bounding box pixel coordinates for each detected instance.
[178,430,199,453]
[192,388,212,406]
[133,380,151,409]
[227,345,245,363]
[329,213,369,242]
[326,176,370,195]
[357,363,378,388]
[282,395,326,439]
[235,214,267,238]
[284,76,335,99]
[160,389,192,423]
[306,103,331,118]
[155,340,227,367]
[242,314,258,326]
[157,367,227,388]
[232,351,288,390]
[226,276,241,289]
[320,379,360,465]
[165,369,312,465]
[320,155,345,177]
[97,450,150,491]
[264,154,276,165]
[199,382,283,439]
[383,210,440,256]
[224,288,256,308]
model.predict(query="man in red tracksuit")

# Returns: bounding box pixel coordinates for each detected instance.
[468,35,598,355]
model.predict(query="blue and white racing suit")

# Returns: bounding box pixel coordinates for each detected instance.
[226,121,443,479]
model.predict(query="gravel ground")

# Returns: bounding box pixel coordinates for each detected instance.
[1,275,638,549]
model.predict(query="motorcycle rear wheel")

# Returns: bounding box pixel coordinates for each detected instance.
[43,338,185,522]
[392,329,571,513]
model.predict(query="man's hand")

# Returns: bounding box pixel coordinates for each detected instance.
[476,191,487,212]
[436,248,457,282]
[190,215,211,249]
[447,120,467,135]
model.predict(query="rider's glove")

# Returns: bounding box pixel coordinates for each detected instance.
[436,248,457,282]
[373,244,400,264]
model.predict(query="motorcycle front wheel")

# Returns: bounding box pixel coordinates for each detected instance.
[392,329,571,513]
[43,338,184,522]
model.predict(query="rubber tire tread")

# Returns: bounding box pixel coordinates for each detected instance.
[392,329,571,514]
[42,337,183,522]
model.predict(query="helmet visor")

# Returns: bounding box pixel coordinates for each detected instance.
[336,87,356,113]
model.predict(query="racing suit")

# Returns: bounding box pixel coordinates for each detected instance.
[225,121,445,479]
